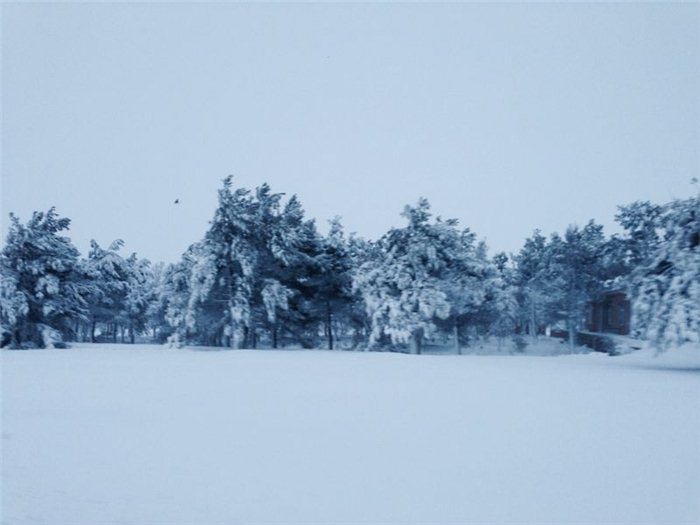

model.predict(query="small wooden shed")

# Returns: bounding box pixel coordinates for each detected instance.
[587,290,631,336]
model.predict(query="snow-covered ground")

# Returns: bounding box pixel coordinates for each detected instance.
[2,343,699,525]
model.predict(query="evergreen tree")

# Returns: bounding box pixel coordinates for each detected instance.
[121,254,155,344]
[0,209,89,347]
[310,217,355,350]
[82,239,131,342]
[486,253,520,351]
[270,195,324,348]
[548,222,606,349]
[346,234,379,348]
[437,232,491,352]
[354,199,454,354]
[614,201,664,271]
[158,249,197,346]
[178,178,327,349]
[185,178,258,347]
[514,231,562,340]
[627,196,700,350]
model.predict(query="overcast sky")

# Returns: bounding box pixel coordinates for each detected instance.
[2,2,698,262]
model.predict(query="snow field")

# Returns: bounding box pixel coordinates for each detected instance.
[2,344,699,524]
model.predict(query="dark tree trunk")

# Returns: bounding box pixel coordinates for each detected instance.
[327,302,333,350]
[454,318,461,355]
[568,319,576,350]
[242,326,250,349]
[410,330,423,355]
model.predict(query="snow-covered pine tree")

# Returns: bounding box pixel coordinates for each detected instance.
[614,201,664,272]
[156,248,197,346]
[346,234,379,348]
[121,254,155,344]
[248,183,288,348]
[185,177,259,348]
[434,227,490,352]
[353,198,453,354]
[0,209,89,348]
[307,217,355,350]
[269,194,324,348]
[548,221,606,349]
[627,195,699,350]
[0,271,28,347]
[82,239,131,343]
[486,252,520,351]
[514,231,563,340]
[179,178,327,349]
[145,261,167,341]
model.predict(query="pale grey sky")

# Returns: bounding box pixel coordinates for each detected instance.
[2,2,698,262]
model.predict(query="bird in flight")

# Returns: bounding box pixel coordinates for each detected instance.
[174,199,179,204]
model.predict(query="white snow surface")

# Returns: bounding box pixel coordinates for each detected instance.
[2,343,699,525]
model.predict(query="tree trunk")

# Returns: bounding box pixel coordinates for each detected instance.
[129,323,135,344]
[568,320,576,350]
[567,281,575,350]
[454,318,461,355]
[410,330,423,355]
[327,302,333,350]
[226,272,238,348]
[91,319,96,343]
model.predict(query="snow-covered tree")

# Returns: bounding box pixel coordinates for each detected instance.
[514,231,563,339]
[0,272,29,347]
[309,217,355,349]
[627,196,699,350]
[0,209,90,347]
[486,253,520,351]
[354,199,455,354]
[436,233,491,352]
[82,239,131,342]
[177,178,328,349]
[155,249,197,346]
[614,201,664,272]
[121,254,155,343]
[345,234,379,348]
[183,178,259,347]
[548,222,606,349]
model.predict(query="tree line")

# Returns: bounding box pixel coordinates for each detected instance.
[1,177,698,352]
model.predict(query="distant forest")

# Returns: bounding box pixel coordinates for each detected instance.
[1,177,698,353]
